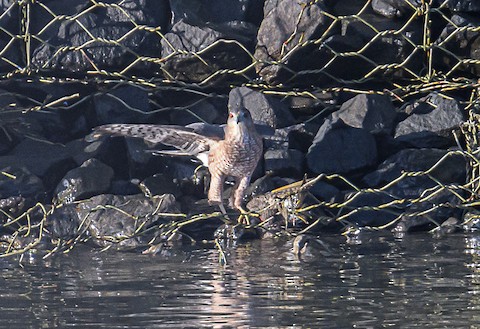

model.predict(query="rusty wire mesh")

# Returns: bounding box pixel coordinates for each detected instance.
[1,0,480,257]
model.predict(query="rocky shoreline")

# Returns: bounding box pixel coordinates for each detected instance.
[0,0,479,254]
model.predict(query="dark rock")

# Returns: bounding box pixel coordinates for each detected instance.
[333,94,397,135]
[109,179,141,195]
[54,159,114,204]
[341,190,400,227]
[363,148,467,197]
[307,119,378,174]
[0,1,23,73]
[11,138,74,179]
[340,11,423,79]
[392,191,463,233]
[394,93,465,148]
[93,85,151,125]
[0,165,45,198]
[75,193,179,249]
[169,100,221,126]
[309,181,340,202]
[170,0,264,25]
[139,173,181,198]
[31,0,169,74]
[446,0,480,12]
[371,0,420,18]
[161,19,255,84]
[433,13,480,76]
[264,149,304,177]
[254,1,335,84]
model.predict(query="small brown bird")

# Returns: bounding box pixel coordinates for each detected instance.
[89,108,263,212]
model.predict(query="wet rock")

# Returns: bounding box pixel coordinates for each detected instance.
[161,19,255,84]
[54,159,114,204]
[307,119,378,174]
[93,85,151,125]
[254,0,334,84]
[433,13,480,76]
[31,0,168,74]
[228,87,294,128]
[47,204,80,239]
[75,193,180,250]
[214,223,262,242]
[394,93,465,148]
[332,94,397,135]
[264,149,304,177]
[170,0,264,25]
[363,148,467,197]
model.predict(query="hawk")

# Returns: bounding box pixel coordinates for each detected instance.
[88,108,263,212]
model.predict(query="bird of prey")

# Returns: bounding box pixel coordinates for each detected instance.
[88,108,263,213]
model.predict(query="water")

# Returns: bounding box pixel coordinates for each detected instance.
[0,232,479,328]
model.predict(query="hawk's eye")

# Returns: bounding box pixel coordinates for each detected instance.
[228,113,234,118]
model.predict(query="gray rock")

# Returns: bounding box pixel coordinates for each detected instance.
[333,94,397,134]
[55,159,114,203]
[31,0,168,73]
[75,193,180,250]
[394,93,465,148]
[433,13,480,76]
[371,0,420,18]
[307,119,378,174]
[228,87,294,128]
[161,19,255,84]
[363,148,466,198]
[254,1,334,84]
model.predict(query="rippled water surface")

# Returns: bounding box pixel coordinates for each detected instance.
[0,232,479,328]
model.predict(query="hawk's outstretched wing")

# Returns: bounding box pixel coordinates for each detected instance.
[87,124,220,158]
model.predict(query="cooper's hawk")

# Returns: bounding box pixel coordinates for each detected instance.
[88,108,263,212]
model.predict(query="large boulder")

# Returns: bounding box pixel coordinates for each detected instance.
[363,148,467,197]
[54,159,114,203]
[394,93,465,148]
[307,119,377,174]
[75,193,180,250]
[332,94,397,134]
[161,19,256,84]
[254,0,335,84]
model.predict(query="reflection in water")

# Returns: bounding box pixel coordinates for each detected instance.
[0,232,478,328]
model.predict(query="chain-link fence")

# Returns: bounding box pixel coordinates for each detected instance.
[1,0,479,258]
